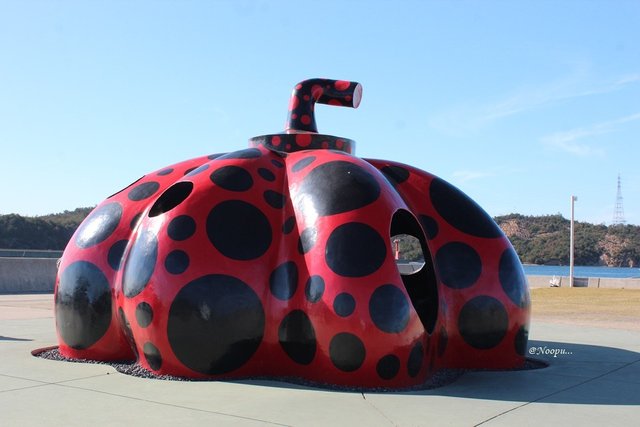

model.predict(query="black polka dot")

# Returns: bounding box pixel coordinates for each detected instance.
[109,176,142,199]
[407,341,424,377]
[165,250,189,275]
[258,168,276,182]
[333,293,356,317]
[118,307,137,356]
[135,302,154,328]
[157,168,173,176]
[210,166,253,192]
[369,285,410,333]
[430,178,502,238]
[325,222,387,277]
[458,296,509,350]
[122,228,158,298]
[128,181,160,201]
[499,248,530,308]
[292,156,316,172]
[298,227,317,254]
[435,242,482,289]
[419,215,439,240]
[282,216,296,234]
[75,202,122,249]
[149,182,193,217]
[183,167,197,175]
[515,325,528,356]
[329,333,366,372]
[377,354,400,380]
[381,165,410,184]
[167,274,265,375]
[271,159,284,168]
[278,310,317,365]
[167,215,196,241]
[438,326,448,357]
[217,148,262,159]
[55,261,111,350]
[130,212,142,230]
[269,261,298,301]
[185,163,209,176]
[305,275,325,303]
[143,342,162,371]
[295,161,380,216]
[264,190,285,209]
[107,239,128,270]
[207,200,272,260]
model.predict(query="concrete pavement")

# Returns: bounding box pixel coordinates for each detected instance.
[1,294,639,426]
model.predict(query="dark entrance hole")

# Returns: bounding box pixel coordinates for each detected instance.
[390,209,438,334]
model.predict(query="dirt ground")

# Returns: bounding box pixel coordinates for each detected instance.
[530,288,640,330]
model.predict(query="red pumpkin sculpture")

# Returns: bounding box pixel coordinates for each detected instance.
[54,79,530,389]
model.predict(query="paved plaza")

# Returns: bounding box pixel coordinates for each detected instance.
[1,293,639,426]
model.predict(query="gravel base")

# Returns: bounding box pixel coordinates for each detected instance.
[34,347,546,392]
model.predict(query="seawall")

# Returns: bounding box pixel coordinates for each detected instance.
[526,275,640,289]
[2,257,640,293]
[0,257,58,293]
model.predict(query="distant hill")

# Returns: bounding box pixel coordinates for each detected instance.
[0,207,93,250]
[383,214,640,267]
[1,208,639,267]
[495,214,640,267]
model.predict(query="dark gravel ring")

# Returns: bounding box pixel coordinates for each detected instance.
[33,347,546,392]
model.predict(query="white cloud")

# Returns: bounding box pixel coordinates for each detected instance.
[429,72,640,136]
[541,112,640,156]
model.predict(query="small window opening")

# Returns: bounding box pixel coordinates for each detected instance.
[149,181,193,217]
[391,234,426,275]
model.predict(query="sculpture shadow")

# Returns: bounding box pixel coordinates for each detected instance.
[402,339,640,406]
[1,335,33,342]
[36,340,640,406]
[236,340,640,406]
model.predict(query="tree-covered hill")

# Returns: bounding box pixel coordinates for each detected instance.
[495,214,640,267]
[0,208,93,250]
[1,208,639,267]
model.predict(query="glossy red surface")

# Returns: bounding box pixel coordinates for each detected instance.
[54,79,530,389]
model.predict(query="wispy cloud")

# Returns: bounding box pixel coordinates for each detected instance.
[541,112,640,156]
[613,73,640,86]
[429,72,640,136]
[452,170,495,183]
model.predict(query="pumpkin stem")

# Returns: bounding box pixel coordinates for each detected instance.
[285,78,362,133]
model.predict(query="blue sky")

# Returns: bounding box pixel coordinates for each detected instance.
[1,0,639,225]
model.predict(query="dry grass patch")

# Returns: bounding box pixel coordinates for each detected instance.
[530,288,640,330]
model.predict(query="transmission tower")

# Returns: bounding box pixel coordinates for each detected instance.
[612,174,626,225]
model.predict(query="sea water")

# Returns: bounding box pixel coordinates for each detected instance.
[523,265,640,278]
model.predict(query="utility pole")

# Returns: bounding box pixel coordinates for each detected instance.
[569,195,577,288]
